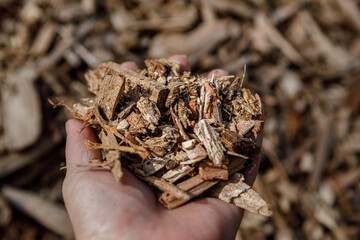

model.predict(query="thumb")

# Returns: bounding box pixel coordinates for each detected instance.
[65,119,101,173]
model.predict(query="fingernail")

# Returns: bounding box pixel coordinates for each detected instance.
[121,61,138,71]
[208,69,229,78]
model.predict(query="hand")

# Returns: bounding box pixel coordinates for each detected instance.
[62,56,264,240]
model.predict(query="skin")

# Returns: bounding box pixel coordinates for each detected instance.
[63,55,263,240]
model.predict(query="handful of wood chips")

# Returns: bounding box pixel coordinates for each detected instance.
[72,59,272,216]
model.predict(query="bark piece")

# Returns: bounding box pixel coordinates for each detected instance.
[207,173,272,217]
[194,119,226,164]
[144,59,167,84]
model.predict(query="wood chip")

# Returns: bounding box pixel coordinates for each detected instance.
[162,165,194,183]
[142,157,170,176]
[99,130,122,182]
[199,162,228,180]
[194,119,226,164]
[208,173,272,217]
[136,97,161,125]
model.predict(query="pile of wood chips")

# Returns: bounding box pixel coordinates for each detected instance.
[72,59,272,216]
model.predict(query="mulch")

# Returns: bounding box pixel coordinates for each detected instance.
[0,0,360,239]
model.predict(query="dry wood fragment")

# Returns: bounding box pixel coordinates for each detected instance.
[170,107,190,140]
[236,119,257,136]
[194,119,226,164]
[208,173,272,217]
[199,162,228,181]
[182,144,208,164]
[99,130,122,182]
[136,97,161,125]
[221,129,260,156]
[73,98,94,117]
[162,165,194,183]
[95,69,125,120]
[126,112,152,135]
[143,136,176,157]
[136,175,191,201]
[309,109,332,190]
[142,157,169,176]
[118,102,136,120]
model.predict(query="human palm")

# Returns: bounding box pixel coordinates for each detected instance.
[62,56,263,240]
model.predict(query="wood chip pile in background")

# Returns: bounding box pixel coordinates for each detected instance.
[0,0,360,239]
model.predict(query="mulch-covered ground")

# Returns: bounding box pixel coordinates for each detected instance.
[1,0,360,239]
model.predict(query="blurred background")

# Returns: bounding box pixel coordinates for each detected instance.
[1,0,360,239]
